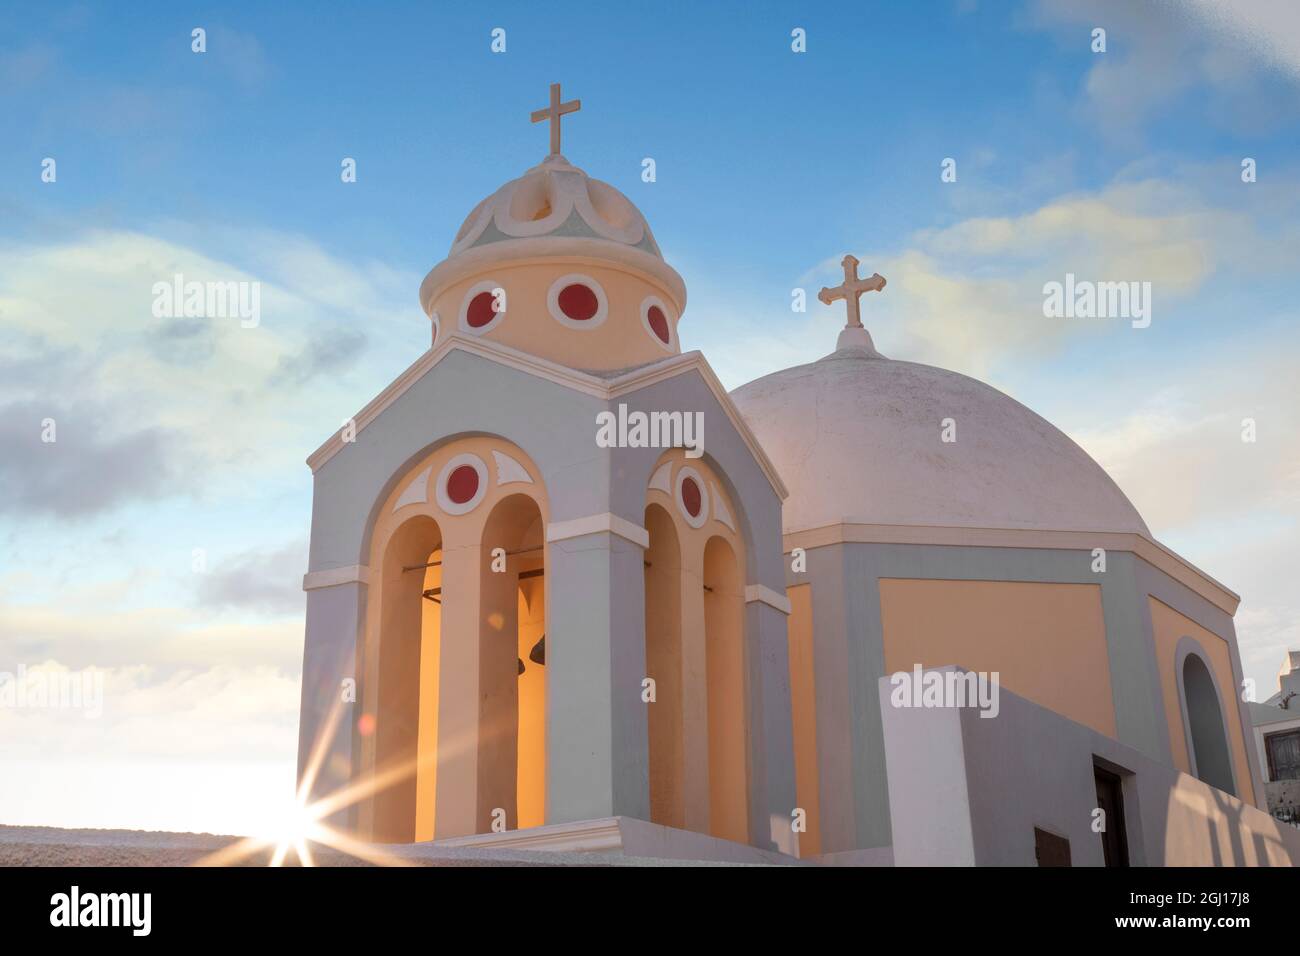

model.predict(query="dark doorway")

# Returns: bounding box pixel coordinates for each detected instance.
[1093,766,1129,867]
[1034,827,1071,867]
[1265,729,1300,782]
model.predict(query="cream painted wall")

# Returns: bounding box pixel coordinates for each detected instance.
[644,502,685,829]
[1149,596,1257,807]
[644,450,749,842]
[879,579,1116,738]
[785,583,820,857]
[429,258,680,370]
[363,436,550,840]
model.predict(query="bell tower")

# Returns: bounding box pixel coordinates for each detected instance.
[297,85,797,859]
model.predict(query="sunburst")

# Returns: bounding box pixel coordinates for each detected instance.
[194,693,421,868]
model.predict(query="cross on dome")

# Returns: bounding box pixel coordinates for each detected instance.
[530,82,581,157]
[818,254,886,330]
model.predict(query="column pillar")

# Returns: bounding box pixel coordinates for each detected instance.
[433,533,484,838]
[297,571,366,830]
[744,589,799,855]
[544,515,651,823]
[678,547,711,833]
[477,554,520,831]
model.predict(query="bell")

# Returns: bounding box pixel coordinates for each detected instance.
[529,634,546,666]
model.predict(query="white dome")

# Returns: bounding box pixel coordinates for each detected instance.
[419,153,685,319]
[730,336,1149,537]
[448,154,662,259]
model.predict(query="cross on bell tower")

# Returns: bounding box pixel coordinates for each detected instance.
[818,254,887,354]
[530,82,581,157]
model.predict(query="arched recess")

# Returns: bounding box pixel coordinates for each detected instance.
[361,435,549,842]
[1179,646,1236,796]
[479,492,547,832]
[703,534,749,843]
[644,502,684,828]
[373,514,442,843]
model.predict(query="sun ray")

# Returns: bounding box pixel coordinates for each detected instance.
[194,700,471,866]
[298,677,352,801]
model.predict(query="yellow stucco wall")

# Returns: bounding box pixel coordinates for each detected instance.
[643,450,749,841]
[429,259,680,370]
[879,579,1116,738]
[1148,596,1256,807]
[364,436,550,840]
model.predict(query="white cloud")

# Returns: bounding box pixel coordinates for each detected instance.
[0,661,299,761]
[1071,361,1300,536]
[0,659,299,832]
[1030,0,1300,137]
[0,601,304,673]
[0,223,418,830]
[1181,0,1300,80]
[0,227,423,514]
[825,176,1255,376]
[1063,338,1300,693]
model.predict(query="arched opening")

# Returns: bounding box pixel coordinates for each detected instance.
[374,514,442,842]
[1182,653,1235,796]
[703,535,748,843]
[478,493,547,832]
[644,502,684,828]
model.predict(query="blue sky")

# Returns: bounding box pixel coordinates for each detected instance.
[2,0,1299,832]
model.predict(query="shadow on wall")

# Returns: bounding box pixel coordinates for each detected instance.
[1157,771,1294,866]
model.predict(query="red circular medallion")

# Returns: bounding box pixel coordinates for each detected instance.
[558,283,599,321]
[446,465,480,504]
[467,291,499,328]
[647,305,671,344]
[681,476,702,517]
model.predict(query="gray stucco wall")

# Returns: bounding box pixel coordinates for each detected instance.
[880,667,1300,866]
[789,538,1250,854]
[296,580,364,826]
[298,345,796,842]
[308,348,785,592]
[1134,558,1265,809]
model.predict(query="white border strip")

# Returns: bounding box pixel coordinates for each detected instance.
[547,512,650,549]
[782,522,1239,614]
[303,565,371,591]
[745,583,792,615]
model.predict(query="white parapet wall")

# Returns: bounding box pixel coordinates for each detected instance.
[879,666,1300,866]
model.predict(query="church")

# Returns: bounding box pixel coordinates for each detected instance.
[296,86,1300,866]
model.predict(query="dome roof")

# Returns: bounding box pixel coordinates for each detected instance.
[448,154,662,259]
[730,333,1149,537]
[419,154,685,317]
